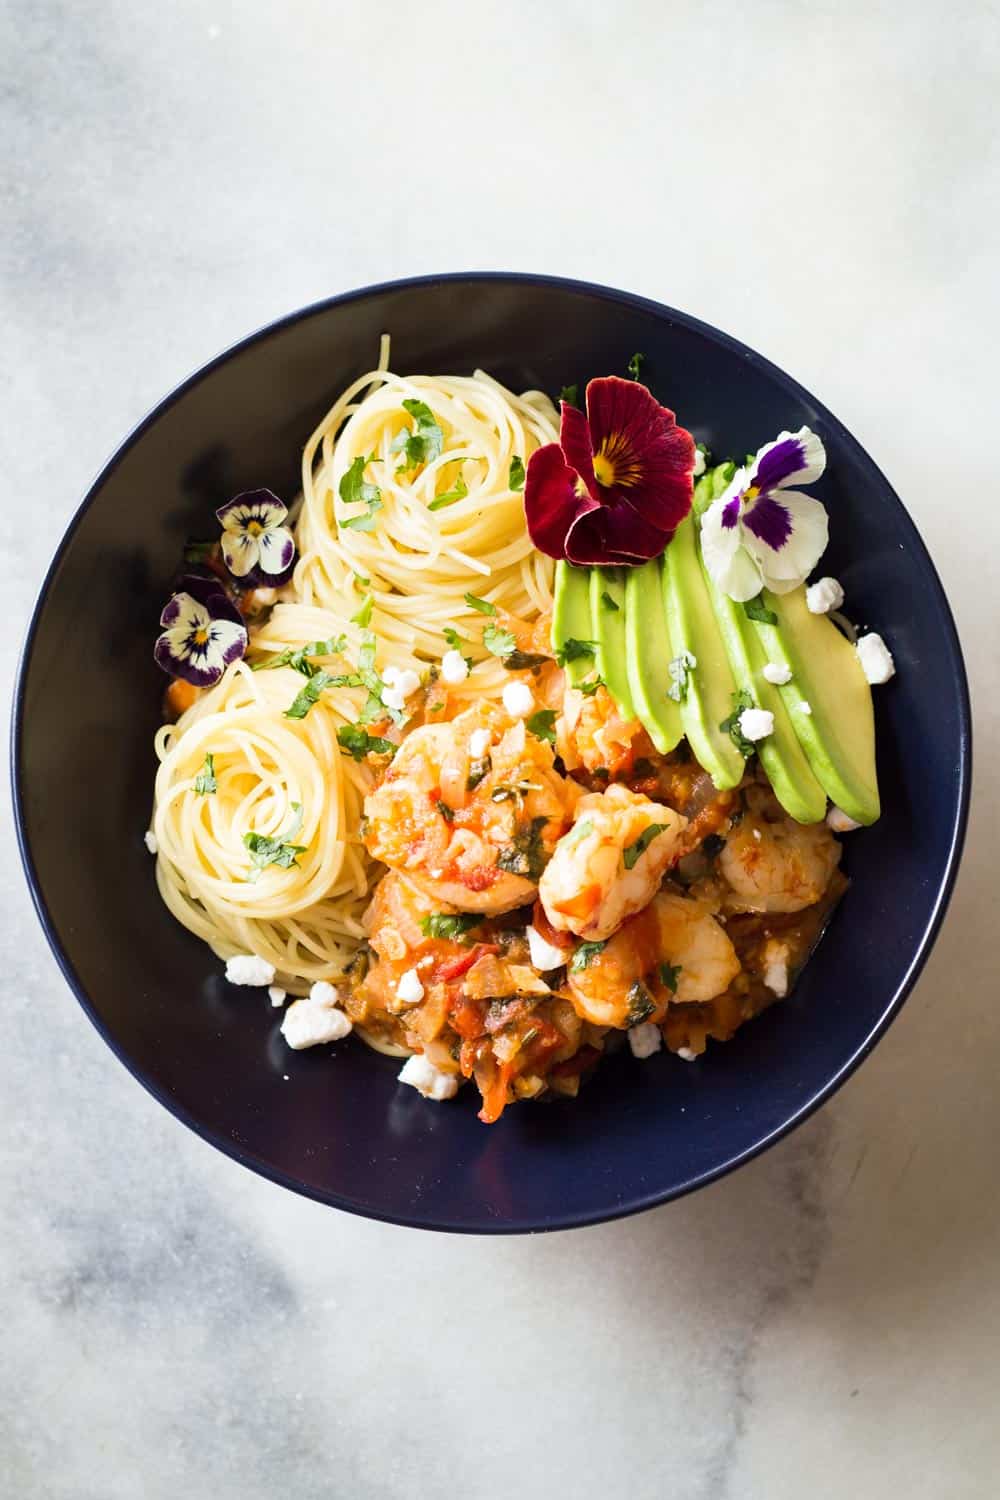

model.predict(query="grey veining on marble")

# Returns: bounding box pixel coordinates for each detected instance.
[2,1,997,1496]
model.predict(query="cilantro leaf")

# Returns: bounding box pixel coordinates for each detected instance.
[483,623,517,659]
[339,455,383,531]
[508,455,525,492]
[194,752,217,795]
[559,383,580,408]
[744,595,778,626]
[285,670,339,719]
[623,823,667,870]
[443,625,475,670]
[666,649,697,703]
[351,593,373,628]
[627,351,646,380]
[464,593,497,615]
[466,756,490,790]
[243,803,306,879]
[600,590,620,612]
[419,912,483,942]
[256,635,347,677]
[555,637,597,667]
[428,472,468,511]
[626,980,656,1024]
[496,816,549,879]
[391,399,444,470]
[525,708,557,745]
[570,939,606,973]
[720,689,757,757]
[578,675,604,697]
[659,962,682,992]
[336,725,395,762]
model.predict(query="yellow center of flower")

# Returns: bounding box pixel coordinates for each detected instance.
[246,520,263,537]
[742,485,759,505]
[193,627,209,646]
[593,434,643,490]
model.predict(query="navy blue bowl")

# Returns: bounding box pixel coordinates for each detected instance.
[11,274,971,1233]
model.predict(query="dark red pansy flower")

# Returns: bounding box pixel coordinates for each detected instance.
[524,377,696,566]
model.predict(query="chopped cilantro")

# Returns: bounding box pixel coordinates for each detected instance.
[554,637,597,667]
[525,708,557,745]
[466,756,491,790]
[626,980,656,1024]
[194,752,217,795]
[744,594,778,625]
[600,590,620,612]
[428,472,468,511]
[508,455,525,491]
[497,816,549,879]
[339,455,383,531]
[336,725,395,761]
[256,635,347,677]
[351,593,373,628]
[720,689,757,757]
[623,823,667,870]
[666,650,697,703]
[483,623,517,659]
[558,383,580,408]
[443,625,475,670]
[578,675,604,697]
[659,962,682,992]
[627,351,646,380]
[570,939,606,973]
[419,912,483,942]
[464,592,497,615]
[243,803,306,879]
[437,799,455,823]
[391,398,444,470]
[285,670,339,719]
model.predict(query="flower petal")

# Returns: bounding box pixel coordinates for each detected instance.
[564,495,672,567]
[255,526,295,577]
[172,570,244,625]
[752,427,826,493]
[220,529,260,578]
[216,489,288,531]
[524,443,599,559]
[700,501,764,601]
[153,600,248,686]
[743,489,829,585]
[584,376,695,532]
[558,403,600,505]
[742,493,793,551]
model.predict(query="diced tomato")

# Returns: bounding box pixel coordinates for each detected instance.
[437,942,499,982]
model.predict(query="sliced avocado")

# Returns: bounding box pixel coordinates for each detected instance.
[589,567,635,718]
[662,514,744,790]
[750,586,880,825]
[552,561,596,685]
[700,555,827,825]
[623,560,684,754]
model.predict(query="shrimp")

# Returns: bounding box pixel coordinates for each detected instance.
[364,703,580,914]
[719,785,841,914]
[567,889,741,1029]
[539,784,688,942]
[556,684,653,779]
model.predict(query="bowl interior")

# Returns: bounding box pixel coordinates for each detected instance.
[13,275,970,1231]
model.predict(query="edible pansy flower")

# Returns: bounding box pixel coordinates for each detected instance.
[524,377,696,566]
[154,572,248,686]
[700,428,828,601]
[216,489,295,585]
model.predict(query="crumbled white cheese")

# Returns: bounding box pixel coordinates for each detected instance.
[468,727,492,759]
[628,1022,662,1060]
[798,700,813,716]
[281,998,353,1049]
[225,954,276,987]
[309,980,337,1007]
[762,662,792,686]
[440,649,469,685]
[763,940,790,998]
[738,707,774,742]
[693,447,706,477]
[268,985,287,1008]
[806,576,845,614]
[502,680,535,719]
[395,968,425,1006]
[677,1047,698,1062]
[398,1054,460,1101]
[526,925,566,973]
[856,632,895,685]
[381,665,421,711]
[827,805,862,833]
[144,830,158,855]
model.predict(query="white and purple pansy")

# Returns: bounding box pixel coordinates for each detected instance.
[154,572,248,686]
[216,489,296,585]
[701,427,829,602]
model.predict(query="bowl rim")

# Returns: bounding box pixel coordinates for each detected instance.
[10,270,973,1233]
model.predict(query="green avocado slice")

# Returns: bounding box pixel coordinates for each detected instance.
[662,513,744,790]
[750,586,880,825]
[701,560,827,825]
[623,559,683,754]
[589,567,635,717]
[552,561,597,685]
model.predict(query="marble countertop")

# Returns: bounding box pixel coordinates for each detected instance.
[3,2,997,1495]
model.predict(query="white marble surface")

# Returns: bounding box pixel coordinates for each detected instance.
[2,2,997,1494]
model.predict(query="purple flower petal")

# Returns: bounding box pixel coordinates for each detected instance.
[154,589,248,684]
[752,428,826,493]
[743,493,793,551]
[172,570,244,625]
[721,494,742,529]
[216,489,288,529]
